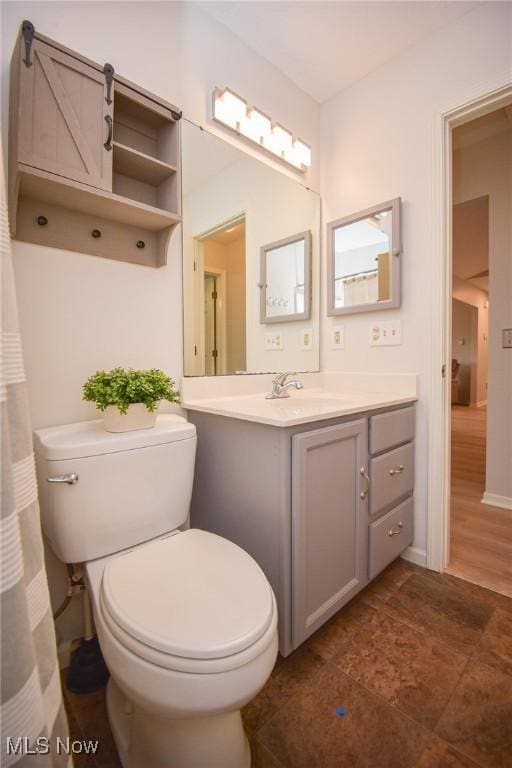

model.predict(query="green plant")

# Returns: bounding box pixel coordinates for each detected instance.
[83,368,180,415]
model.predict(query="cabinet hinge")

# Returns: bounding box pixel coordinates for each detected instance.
[21,20,35,68]
[441,364,446,378]
[103,63,115,105]
[212,350,218,359]
[212,291,218,300]
[194,345,197,357]
[193,260,196,272]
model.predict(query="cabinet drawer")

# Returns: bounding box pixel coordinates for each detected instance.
[368,497,414,579]
[369,442,414,517]
[369,406,415,455]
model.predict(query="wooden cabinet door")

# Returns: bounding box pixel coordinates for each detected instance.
[16,38,112,191]
[292,419,368,648]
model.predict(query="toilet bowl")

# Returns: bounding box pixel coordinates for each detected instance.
[34,416,278,768]
[86,530,278,768]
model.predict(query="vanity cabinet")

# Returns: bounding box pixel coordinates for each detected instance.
[188,402,415,656]
[292,420,367,647]
[9,21,181,267]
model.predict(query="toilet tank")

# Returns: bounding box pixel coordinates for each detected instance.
[34,415,197,563]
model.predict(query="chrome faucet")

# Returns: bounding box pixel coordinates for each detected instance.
[266,372,304,399]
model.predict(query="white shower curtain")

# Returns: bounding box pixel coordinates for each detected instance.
[1,154,71,765]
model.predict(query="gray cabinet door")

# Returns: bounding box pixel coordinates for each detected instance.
[292,419,368,648]
[16,38,113,191]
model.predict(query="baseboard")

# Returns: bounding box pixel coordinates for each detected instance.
[401,546,427,567]
[481,492,512,510]
[476,400,487,408]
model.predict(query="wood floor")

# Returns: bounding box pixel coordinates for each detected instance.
[447,405,512,597]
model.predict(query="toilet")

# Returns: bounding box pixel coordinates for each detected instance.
[34,414,278,768]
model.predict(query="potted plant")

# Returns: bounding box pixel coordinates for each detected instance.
[83,367,180,432]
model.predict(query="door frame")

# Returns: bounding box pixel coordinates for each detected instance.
[203,268,228,375]
[427,77,512,572]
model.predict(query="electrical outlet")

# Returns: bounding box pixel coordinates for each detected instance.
[301,328,313,351]
[369,321,402,346]
[331,325,345,349]
[265,332,284,350]
[503,329,512,348]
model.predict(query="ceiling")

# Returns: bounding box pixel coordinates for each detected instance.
[182,120,243,196]
[208,221,246,244]
[198,1,479,103]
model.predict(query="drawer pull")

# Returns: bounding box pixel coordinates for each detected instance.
[388,521,404,537]
[389,464,405,476]
[360,466,370,500]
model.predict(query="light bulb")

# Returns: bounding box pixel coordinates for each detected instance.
[241,108,271,143]
[214,88,246,130]
[264,124,293,156]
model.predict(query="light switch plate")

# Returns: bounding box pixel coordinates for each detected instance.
[301,328,313,351]
[331,325,345,349]
[265,332,284,350]
[369,320,402,346]
[503,329,512,348]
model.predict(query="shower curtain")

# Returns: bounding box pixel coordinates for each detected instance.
[1,155,70,765]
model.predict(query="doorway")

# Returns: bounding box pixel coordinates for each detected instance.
[190,216,246,376]
[445,106,512,596]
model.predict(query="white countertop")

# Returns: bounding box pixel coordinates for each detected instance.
[181,372,417,428]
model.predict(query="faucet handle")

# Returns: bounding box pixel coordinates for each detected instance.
[274,371,295,385]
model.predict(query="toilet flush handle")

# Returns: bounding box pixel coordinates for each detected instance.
[47,473,79,485]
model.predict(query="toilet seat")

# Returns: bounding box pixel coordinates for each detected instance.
[100,529,276,673]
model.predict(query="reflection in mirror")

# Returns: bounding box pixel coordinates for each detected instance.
[261,232,311,323]
[182,120,320,376]
[327,198,401,316]
[202,217,246,375]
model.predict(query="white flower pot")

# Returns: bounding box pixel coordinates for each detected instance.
[103,403,158,433]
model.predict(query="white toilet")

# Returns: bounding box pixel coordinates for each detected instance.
[34,415,278,768]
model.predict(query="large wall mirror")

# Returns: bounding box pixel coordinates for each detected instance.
[182,120,320,376]
[327,198,402,316]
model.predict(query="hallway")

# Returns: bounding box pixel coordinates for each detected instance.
[447,405,512,597]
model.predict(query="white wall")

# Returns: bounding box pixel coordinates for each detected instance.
[320,2,512,557]
[452,298,477,404]
[1,1,320,431]
[0,1,320,645]
[453,125,512,500]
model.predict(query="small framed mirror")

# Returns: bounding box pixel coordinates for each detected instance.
[260,231,312,323]
[327,198,401,316]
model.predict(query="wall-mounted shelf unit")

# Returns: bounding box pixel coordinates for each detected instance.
[8,21,182,267]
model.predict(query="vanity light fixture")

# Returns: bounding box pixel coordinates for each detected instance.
[213,87,312,172]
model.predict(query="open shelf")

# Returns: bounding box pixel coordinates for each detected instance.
[113,141,176,186]
[18,165,181,231]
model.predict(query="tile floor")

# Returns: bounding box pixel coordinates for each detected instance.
[62,559,512,768]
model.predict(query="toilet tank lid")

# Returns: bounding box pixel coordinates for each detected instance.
[33,415,196,460]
